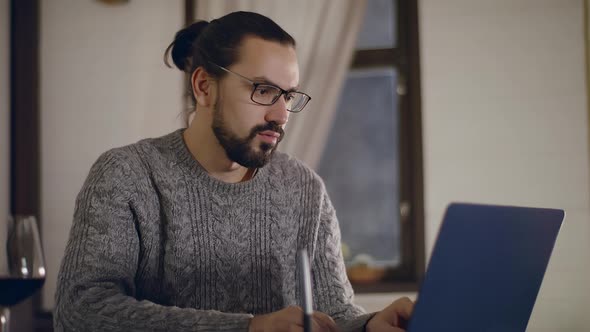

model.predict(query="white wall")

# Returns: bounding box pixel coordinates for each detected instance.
[357,1,590,331]
[40,0,184,310]
[0,0,9,272]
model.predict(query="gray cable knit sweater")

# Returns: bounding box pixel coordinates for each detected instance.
[54,129,373,331]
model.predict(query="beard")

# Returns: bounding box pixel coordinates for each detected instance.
[211,103,285,168]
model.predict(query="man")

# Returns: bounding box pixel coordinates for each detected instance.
[54,11,413,331]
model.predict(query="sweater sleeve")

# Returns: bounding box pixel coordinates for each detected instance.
[53,149,252,332]
[311,189,376,332]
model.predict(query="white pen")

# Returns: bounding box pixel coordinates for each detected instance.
[298,249,313,332]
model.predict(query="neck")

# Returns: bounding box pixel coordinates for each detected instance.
[183,112,252,184]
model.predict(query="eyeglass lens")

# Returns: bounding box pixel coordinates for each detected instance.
[252,85,309,112]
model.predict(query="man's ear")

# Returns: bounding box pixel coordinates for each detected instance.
[191,66,216,108]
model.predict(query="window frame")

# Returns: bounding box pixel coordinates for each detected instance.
[346,0,425,293]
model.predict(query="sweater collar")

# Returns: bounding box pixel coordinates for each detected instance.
[169,129,271,194]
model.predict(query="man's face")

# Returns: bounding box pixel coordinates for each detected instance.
[212,36,299,168]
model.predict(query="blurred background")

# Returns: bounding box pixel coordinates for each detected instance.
[1,0,589,331]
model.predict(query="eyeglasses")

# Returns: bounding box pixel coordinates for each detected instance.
[209,62,311,113]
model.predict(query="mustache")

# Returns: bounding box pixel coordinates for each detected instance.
[249,122,285,142]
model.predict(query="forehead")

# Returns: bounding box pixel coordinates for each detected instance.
[230,36,300,90]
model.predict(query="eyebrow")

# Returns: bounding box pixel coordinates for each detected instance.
[252,76,300,92]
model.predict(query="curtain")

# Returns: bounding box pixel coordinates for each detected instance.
[194,0,367,169]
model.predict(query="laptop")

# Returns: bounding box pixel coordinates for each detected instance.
[407,203,564,332]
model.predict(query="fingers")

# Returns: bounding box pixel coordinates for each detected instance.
[312,311,340,332]
[280,306,338,332]
[289,326,304,332]
[392,297,414,320]
[290,314,322,332]
[367,297,415,331]
[366,319,406,332]
[385,327,405,332]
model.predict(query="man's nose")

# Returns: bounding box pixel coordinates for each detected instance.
[265,95,289,125]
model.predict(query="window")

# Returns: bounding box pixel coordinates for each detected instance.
[317,0,424,292]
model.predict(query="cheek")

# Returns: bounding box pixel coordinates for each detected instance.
[218,91,269,134]
[223,105,264,136]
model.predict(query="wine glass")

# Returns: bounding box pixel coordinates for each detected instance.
[0,215,46,332]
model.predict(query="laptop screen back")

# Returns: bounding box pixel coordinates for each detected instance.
[407,203,564,332]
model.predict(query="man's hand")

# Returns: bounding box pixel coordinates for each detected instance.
[248,306,340,332]
[365,297,414,332]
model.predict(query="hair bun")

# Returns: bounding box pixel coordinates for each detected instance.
[164,20,209,73]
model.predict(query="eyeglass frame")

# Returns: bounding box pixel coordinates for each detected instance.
[208,62,311,113]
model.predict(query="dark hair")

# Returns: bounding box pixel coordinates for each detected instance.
[164,11,296,109]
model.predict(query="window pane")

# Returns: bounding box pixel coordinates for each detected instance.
[356,0,397,50]
[318,68,400,269]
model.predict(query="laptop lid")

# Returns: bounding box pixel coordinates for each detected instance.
[407,203,564,332]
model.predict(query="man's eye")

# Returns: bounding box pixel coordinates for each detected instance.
[258,88,269,95]
[285,94,295,101]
